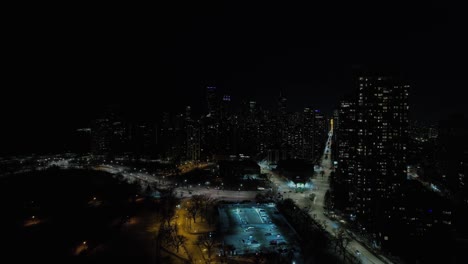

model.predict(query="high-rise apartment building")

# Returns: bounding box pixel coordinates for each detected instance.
[206,86,219,119]
[91,118,111,155]
[353,76,409,232]
[335,98,357,210]
[313,110,327,162]
[303,107,315,161]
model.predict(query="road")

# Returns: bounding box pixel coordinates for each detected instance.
[95,164,258,202]
[94,164,173,188]
[175,187,258,201]
[265,130,388,264]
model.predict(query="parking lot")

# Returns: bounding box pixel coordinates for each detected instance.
[218,203,301,260]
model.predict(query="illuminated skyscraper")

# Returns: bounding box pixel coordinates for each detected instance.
[303,107,315,161]
[206,86,218,118]
[220,94,232,120]
[186,120,201,162]
[277,93,289,159]
[354,76,409,232]
[313,110,327,162]
[334,98,357,211]
[91,118,111,154]
[111,121,130,154]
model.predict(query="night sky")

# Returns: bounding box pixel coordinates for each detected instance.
[3,1,467,154]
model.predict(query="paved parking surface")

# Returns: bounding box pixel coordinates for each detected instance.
[218,203,301,262]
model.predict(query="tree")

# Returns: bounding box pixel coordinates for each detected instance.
[333,228,351,259]
[198,233,216,259]
[172,235,187,253]
[159,222,174,246]
[304,193,316,212]
[187,194,211,223]
[187,201,200,223]
[160,187,178,225]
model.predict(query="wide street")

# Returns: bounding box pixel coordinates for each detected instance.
[176,187,257,201]
[265,129,389,264]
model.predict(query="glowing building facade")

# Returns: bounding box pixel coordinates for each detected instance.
[354,76,409,231]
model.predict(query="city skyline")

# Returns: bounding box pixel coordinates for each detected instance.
[2,71,466,263]
[2,2,468,264]
[3,2,467,156]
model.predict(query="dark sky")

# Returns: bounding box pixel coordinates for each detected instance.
[3,1,467,154]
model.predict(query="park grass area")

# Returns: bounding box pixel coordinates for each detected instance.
[0,168,164,264]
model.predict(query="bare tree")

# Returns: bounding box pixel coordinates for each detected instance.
[172,235,187,253]
[334,228,351,259]
[187,201,200,223]
[160,222,175,246]
[160,187,178,225]
[198,233,216,259]
[302,193,315,213]
[187,194,210,223]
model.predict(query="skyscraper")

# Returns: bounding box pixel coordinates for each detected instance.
[91,118,111,155]
[438,114,468,194]
[286,112,304,159]
[206,86,219,119]
[111,121,130,154]
[313,110,327,162]
[334,98,357,211]
[133,123,157,157]
[303,107,315,161]
[220,94,232,120]
[186,120,201,162]
[277,93,289,159]
[354,76,409,233]
[278,93,287,117]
